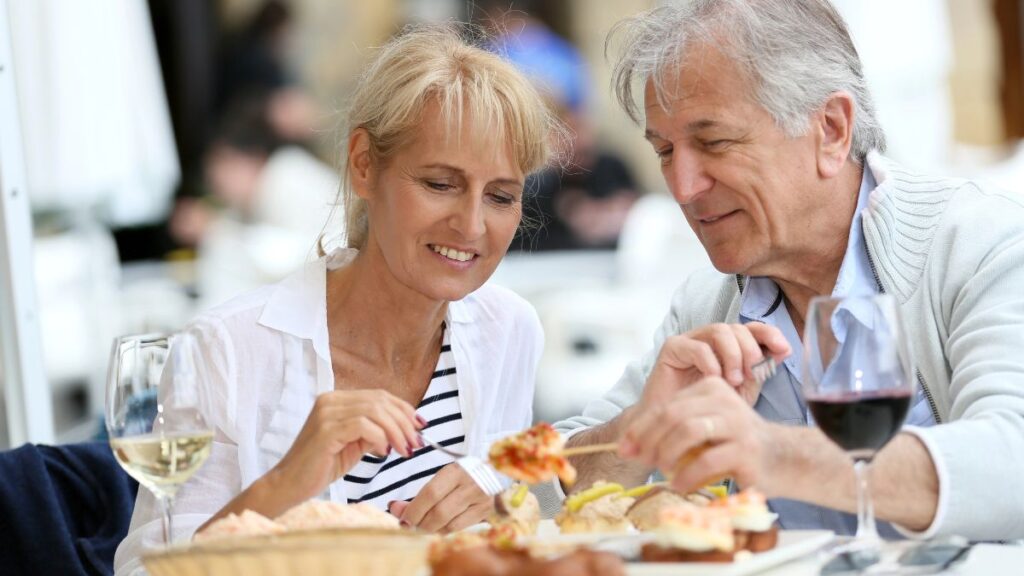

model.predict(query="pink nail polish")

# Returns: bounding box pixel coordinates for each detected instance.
[416,414,428,427]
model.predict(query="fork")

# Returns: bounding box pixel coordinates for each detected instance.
[751,347,778,384]
[420,434,504,496]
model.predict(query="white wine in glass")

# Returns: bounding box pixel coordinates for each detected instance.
[106,332,214,545]
[110,431,213,499]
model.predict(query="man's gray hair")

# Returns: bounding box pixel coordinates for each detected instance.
[609,0,886,161]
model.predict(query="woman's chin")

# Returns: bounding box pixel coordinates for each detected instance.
[421,280,484,303]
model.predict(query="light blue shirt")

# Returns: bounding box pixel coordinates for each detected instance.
[737,168,935,537]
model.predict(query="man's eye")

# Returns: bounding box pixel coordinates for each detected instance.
[656,147,673,163]
[701,139,731,150]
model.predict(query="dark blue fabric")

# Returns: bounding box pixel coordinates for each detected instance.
[0,442,139,575]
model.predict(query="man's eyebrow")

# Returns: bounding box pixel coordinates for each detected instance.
[644,128,664,141]
[686,119,720,132]
[645,119,726,141]
[420,163,523,187]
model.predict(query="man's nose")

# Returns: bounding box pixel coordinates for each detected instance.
[667,148,713,204]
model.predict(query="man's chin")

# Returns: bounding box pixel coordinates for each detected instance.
[707,254,751,276]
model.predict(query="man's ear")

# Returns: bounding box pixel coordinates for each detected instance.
[816,92,855,179]
[348,128,374,200]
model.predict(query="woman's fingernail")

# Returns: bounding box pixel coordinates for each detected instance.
[406,444,415,456]
[387,500,397,511]
[416,414,428,427]
[400,520,410,528]
[730,369,744,383]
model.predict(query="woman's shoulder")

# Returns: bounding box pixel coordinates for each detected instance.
[192,284,279,334]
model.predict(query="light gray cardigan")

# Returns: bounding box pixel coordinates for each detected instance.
[554,152,1024,540]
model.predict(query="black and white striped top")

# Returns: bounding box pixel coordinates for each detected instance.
[342,323,466,508]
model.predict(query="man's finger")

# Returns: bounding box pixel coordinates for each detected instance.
[745,322,791,359]
[660,337,723,378]
[670,442,740,494]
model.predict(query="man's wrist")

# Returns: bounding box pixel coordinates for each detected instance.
[755,422,805,499]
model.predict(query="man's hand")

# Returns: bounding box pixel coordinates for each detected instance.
[620,376,781,494]
[389,464,493,533]
[637,322,790,416]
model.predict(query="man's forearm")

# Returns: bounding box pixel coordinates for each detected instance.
[769,425,939,532]
[564,407,653,494]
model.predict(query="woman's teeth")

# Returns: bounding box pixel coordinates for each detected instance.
[432,245,475,262]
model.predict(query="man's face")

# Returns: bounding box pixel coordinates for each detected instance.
[644,44,824,276]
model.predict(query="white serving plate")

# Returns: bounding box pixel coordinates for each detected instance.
[626,529,834,576]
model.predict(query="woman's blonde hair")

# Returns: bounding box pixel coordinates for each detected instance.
[333,24,565,250]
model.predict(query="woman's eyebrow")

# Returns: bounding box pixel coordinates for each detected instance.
[420,163,522,187]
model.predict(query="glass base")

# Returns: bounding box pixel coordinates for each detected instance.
[820,538,882,575]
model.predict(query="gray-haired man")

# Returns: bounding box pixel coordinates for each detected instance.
[553,0,1024,540]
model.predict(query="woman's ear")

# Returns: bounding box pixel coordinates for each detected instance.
[815,91,855,179]
[348,128,374,200]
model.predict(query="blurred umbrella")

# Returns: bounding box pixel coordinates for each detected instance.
[7,0,179,225]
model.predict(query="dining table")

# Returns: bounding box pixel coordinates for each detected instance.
[755,541,1022,575]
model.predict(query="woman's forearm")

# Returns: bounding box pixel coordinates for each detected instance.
[196,469,299,534]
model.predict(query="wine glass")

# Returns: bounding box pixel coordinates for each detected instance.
[802,295,915,556]
[106,332,214,545]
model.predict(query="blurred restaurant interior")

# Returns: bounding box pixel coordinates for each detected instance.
[2,0,1023,449]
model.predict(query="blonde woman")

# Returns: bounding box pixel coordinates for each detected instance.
[114,25,562,573]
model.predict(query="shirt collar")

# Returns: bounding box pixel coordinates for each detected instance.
[257,248,474,363]
[832,167,877,298]
[739,167,878,320]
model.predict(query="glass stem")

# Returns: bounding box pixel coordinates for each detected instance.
[159,495,174,546]
[853,459,880,543]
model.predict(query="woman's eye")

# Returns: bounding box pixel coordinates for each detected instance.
[489,192,515,206]
[425,181,454,191]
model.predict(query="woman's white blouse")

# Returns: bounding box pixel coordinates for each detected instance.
[114,248,543,575]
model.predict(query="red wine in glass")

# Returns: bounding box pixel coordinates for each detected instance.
[801,295,915,555]
[808,390,912,461]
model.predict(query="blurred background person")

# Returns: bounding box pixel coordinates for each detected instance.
[477,0,641,252]
[170,94,339,310]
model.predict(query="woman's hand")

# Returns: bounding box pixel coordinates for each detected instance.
[266,390,424,506]
[388,464,493,533]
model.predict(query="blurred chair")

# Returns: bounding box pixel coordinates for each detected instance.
[0,442,138,575]
[616,193,712,335]
[531,288,648,423]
